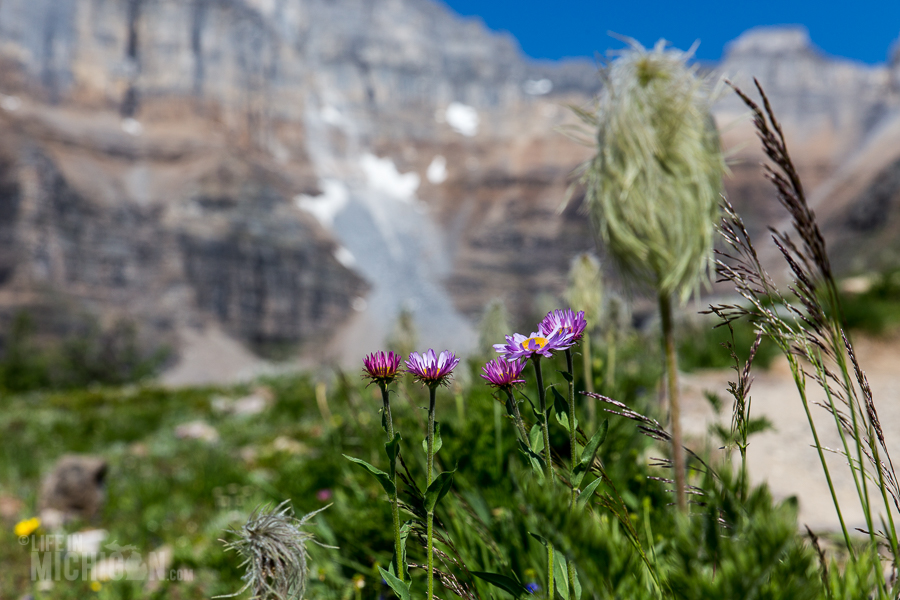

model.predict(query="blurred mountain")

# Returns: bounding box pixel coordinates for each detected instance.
[715,27,900,253]
[0,2,897,380]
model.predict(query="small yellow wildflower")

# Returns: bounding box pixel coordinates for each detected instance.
[90,581,102,592]
[14,517,40,537]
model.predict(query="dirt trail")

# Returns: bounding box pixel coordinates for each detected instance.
[680,333,900,532]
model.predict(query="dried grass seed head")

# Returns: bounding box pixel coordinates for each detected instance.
[582,39,726,303]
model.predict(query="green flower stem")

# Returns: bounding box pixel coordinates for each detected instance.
[659,293,687,513]
[494,400,504,474]
[504,388,529,445]
[381,384,404,583]
[427,385,437,600]
[381,384,395,439]
[533,357,554,600]
[533,357,553,479]
[565,349,578,600]
[565,349,577,507]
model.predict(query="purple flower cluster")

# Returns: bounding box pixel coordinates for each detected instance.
[493,309,587,362]
[539,309,587,347]
[362,349,461,388]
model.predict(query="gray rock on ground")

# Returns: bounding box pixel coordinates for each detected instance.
[38,455,107,528]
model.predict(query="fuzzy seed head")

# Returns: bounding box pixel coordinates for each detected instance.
[217,501,332,600]
[580,39,726,303]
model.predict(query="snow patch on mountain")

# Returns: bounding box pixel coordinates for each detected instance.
[445,102,479,136]
[360,153,420,201]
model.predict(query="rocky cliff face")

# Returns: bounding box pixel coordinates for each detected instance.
[0,3,897,380]
[0,0,602,377]
[715,27,900,246]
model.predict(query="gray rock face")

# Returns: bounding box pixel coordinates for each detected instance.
[713,26,900,256]
[718,27,894,153]
[0,0,600,368]
[0,3,898,374]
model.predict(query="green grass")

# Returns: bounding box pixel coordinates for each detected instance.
[678,316,779,373]
[0,328,871,599]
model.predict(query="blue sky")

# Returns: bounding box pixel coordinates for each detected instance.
[441,1,900,65]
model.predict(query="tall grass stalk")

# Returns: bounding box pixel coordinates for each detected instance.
[714,80,900,595]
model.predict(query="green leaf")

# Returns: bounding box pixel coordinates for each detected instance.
[528,532,549,548]
[558,370,574,383]
[553,386,577,432]
[422,421,443,455]
[385,433,401,481]
[554,550,569,600]
[474,571,530,598]
[572,419,608,487]
[572,565,582,600]
[557,411,577,433]
[519,391,538,415]
[471,571,531,598]
[504,395,519,420]
[343,455,395,496]
[551,386,568,417]
[379,566,412,600]
[517,440,545,482]
[529,424,544,454]
[424,469,456,512]
[581,419,609,468]
[390,521,412,581]
[575,477,604,510]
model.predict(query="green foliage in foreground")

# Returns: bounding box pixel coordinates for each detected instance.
[0,326,880,600]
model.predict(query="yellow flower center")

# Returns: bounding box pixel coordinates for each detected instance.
[523,336,548,350]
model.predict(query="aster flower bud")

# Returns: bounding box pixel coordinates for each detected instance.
[480,357,526,390]
[362,351,403,386]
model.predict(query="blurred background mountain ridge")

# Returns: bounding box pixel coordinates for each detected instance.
[0,0,898,383]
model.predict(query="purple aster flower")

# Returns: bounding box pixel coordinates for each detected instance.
[480,357,526,390]
[405,349,460,388]
[362,351,402,385]
[493,330,567,361]
[539,309,588,347]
